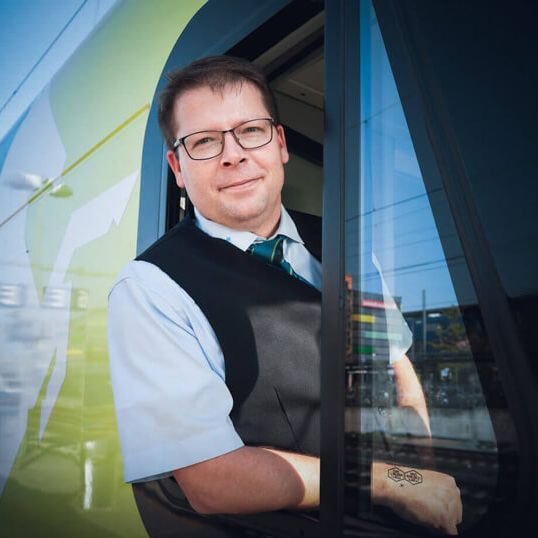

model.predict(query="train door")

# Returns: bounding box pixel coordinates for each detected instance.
[140,1,325,536]
[138,0,538,536]
[332,0,538,536]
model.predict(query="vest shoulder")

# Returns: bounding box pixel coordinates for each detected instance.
[287,209,322,262]
[135,219,194,262]
[287,209,321,229]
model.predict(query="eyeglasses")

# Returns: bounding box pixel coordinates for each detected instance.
[173,118,275,160]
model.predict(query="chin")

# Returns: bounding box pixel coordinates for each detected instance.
[226,200,268,221]
[228,207,277,232]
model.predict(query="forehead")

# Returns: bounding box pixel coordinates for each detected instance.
[172,82,269,134]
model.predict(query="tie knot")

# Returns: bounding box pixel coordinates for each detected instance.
[247,235,312,287]
[248,235,285,265]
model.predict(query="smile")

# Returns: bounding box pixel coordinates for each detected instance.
[219,177,260,191]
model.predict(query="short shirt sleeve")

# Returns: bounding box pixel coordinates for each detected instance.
[371,253,412,364]
[108,261,244,483]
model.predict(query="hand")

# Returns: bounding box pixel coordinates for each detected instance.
[372,461,463,535]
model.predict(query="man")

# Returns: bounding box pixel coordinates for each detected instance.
[108,56,462,535]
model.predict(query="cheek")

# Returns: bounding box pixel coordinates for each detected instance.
[271,160,286,186]
[182,168,216,200]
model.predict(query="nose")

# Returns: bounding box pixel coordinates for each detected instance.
[220,131,247,167]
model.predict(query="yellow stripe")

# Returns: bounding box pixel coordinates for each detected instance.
[27,179,53,204]
[270,236,283,262]
[61,104,150,177]
[2,107,150,231]
[352,314,375,323]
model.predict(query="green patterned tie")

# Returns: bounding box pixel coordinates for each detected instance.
[248,235,311,286]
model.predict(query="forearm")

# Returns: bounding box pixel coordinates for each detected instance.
[174,447,461,534]
[262,447,320,509]
[173,446,319,514]
[393,354,431,436]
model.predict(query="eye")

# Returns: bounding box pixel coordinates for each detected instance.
[238,124,267,137]
[192,135,216,147]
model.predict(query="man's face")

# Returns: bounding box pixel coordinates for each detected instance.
[166,83,289,237]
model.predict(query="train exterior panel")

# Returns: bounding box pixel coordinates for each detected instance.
[0,2,204,536]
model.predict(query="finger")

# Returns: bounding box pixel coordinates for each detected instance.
[446,487,463,524]
[456,489,463,523]
[445,485,463,526]
[443,498,461,535]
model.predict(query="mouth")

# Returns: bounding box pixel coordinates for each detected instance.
[219,177,260,191]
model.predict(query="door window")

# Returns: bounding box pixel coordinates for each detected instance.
[343,2,513,534]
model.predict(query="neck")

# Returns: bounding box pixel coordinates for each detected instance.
[252,217,280,238]
[247,205,281,238]
[195,206,282,239]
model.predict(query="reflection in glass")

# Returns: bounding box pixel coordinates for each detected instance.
[344,1,502,534]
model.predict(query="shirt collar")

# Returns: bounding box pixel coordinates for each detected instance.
[194,205,304,252]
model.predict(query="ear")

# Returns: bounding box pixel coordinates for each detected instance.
[276,125,289,165]
[166,150,185,189]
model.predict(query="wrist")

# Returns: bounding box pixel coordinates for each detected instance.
[371,461,391,506]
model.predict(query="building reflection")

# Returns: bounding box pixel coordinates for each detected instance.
[344,279,500,528]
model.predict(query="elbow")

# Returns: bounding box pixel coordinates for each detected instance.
[189,499,217,515]
[184,487,254,515]
[187,493,223,515]
[176,483,225,515]
[173,468,229,515]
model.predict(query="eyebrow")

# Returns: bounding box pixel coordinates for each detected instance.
[178,115,271,139]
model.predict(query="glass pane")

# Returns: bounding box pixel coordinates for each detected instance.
[343,2,515,534]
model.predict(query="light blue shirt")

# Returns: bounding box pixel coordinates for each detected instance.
[108,207,322,483]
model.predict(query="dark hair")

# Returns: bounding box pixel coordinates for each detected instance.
[158,55,280,150]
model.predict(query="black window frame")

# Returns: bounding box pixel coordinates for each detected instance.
[320,0,358,535]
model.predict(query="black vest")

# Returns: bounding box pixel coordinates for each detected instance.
[132,210,322,535]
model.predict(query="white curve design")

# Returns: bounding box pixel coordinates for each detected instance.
[38,170,139,440]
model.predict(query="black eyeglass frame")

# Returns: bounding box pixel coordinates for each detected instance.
[172,117,276,160]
